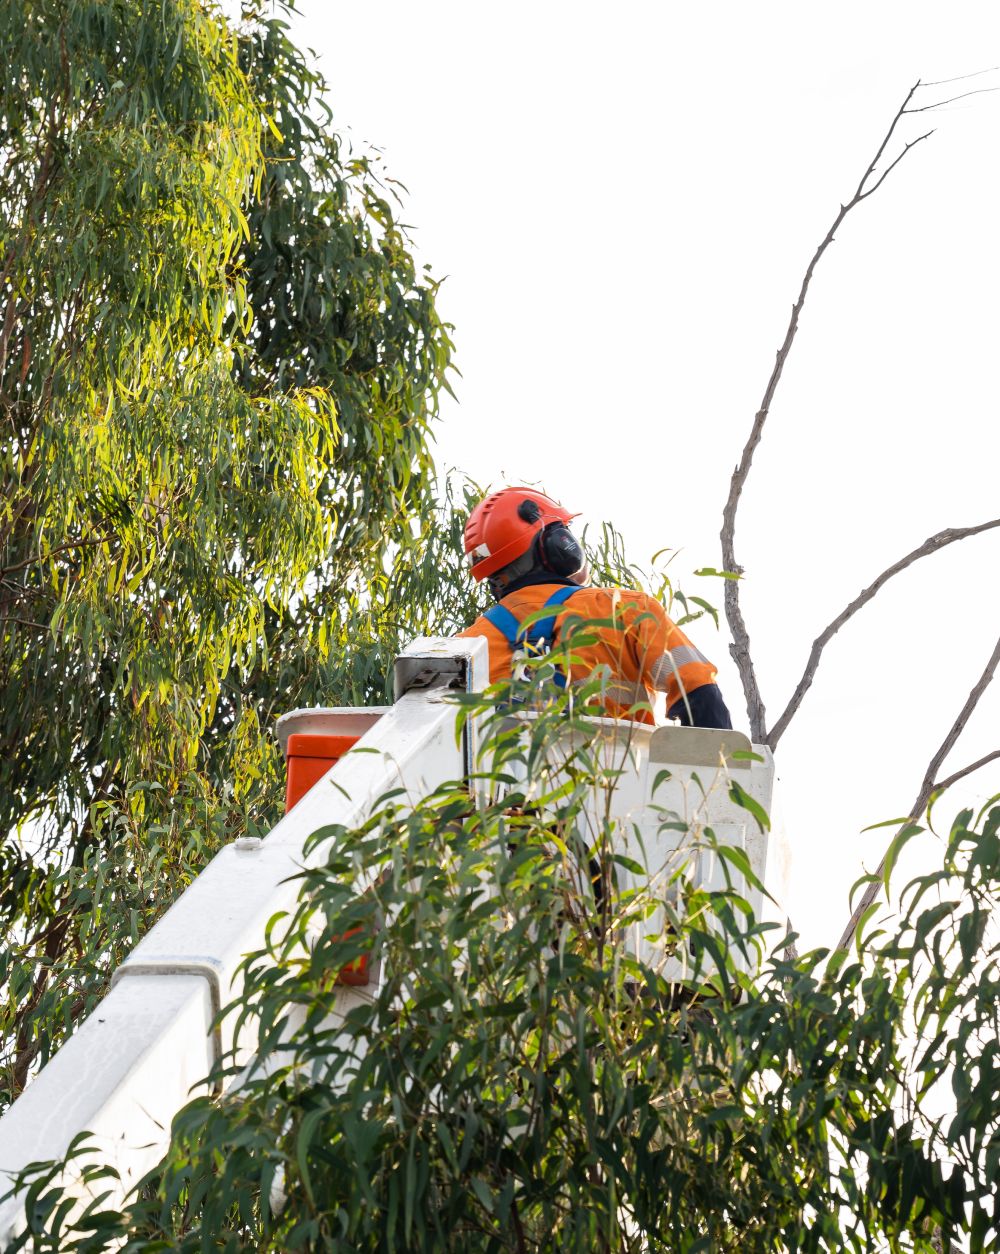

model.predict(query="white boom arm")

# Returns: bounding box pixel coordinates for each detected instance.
[0,638,488,1245]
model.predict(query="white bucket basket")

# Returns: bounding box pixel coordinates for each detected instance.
[490,715,784,984]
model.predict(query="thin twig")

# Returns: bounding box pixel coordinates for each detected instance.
[835,628,1000,952]
[932,749,1000,797]
[904,86,1000,114]
[921,67,998,88]
[0,533,109,579]
[913,633,1000,806]
[858,131,934,201]
[767,518,1000,750]
[720,82,930,742]
[853,83,921,199]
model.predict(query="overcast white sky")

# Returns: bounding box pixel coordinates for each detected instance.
[290,1,1000,952]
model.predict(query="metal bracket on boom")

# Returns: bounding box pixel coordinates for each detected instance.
[398,666,459,694]
[393,636,488,701]
[110,956,226,1091]
[394,637,490,798]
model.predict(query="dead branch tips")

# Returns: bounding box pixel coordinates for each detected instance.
[720,81,942,744]
[767,518,1000,751]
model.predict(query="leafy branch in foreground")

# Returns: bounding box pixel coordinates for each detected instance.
[10,667,1000,1251]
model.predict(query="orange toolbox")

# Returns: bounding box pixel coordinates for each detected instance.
[281,715,386,987]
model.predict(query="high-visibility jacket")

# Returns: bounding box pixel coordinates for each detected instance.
[456,583,720,725]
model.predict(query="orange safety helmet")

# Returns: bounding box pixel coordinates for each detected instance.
[464,487,578,582]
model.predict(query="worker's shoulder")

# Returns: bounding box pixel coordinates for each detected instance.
[571,584,666,619]
[454,614,503,640]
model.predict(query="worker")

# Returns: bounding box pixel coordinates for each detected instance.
[456,487,732,729]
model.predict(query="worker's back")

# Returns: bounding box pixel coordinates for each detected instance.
[458,486,731,729]
[457,582,719,724]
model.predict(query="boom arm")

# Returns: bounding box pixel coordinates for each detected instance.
[0,638,488,1244]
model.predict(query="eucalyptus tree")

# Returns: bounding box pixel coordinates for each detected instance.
[0,0,471,1107]
[10,668,998,1251]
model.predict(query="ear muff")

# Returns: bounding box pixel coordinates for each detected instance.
[536,522,585,578]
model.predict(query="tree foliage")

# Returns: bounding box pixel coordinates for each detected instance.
[9,665,1000,1250]
[0,0,471,1108]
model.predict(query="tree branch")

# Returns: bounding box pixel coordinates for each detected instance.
[853,83,921,199]
[903,86,1000,114]
[857,131,934,201]
[932,749,1000,797]
[2,617,52,632]
[835,628,1000,952]
[0,532,108,580]
[767,518,1000,750]
[720,81,930,743]
[921,67,999,88]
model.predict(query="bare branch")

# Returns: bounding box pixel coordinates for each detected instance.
[836,628,1000,952]
[721,81,933,742]
[854,83,921,199]
[921,67,998,88]
[911,636,1000,814]
[932,749,1000,797]
[858,131,934,201]
[767,518,1000,750]
[904,86,1000,114]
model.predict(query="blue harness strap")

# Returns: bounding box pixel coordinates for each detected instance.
[484,585,579,648]
[483,603,522,645]
[525,585,579,649]
[484,587,580,689]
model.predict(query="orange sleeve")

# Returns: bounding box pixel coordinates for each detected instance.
[623,594,718,712]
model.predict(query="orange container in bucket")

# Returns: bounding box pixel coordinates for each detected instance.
[283,730,369,986]
[284,732,360,811]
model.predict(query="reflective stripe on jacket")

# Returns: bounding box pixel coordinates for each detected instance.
[455,584,718,723]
